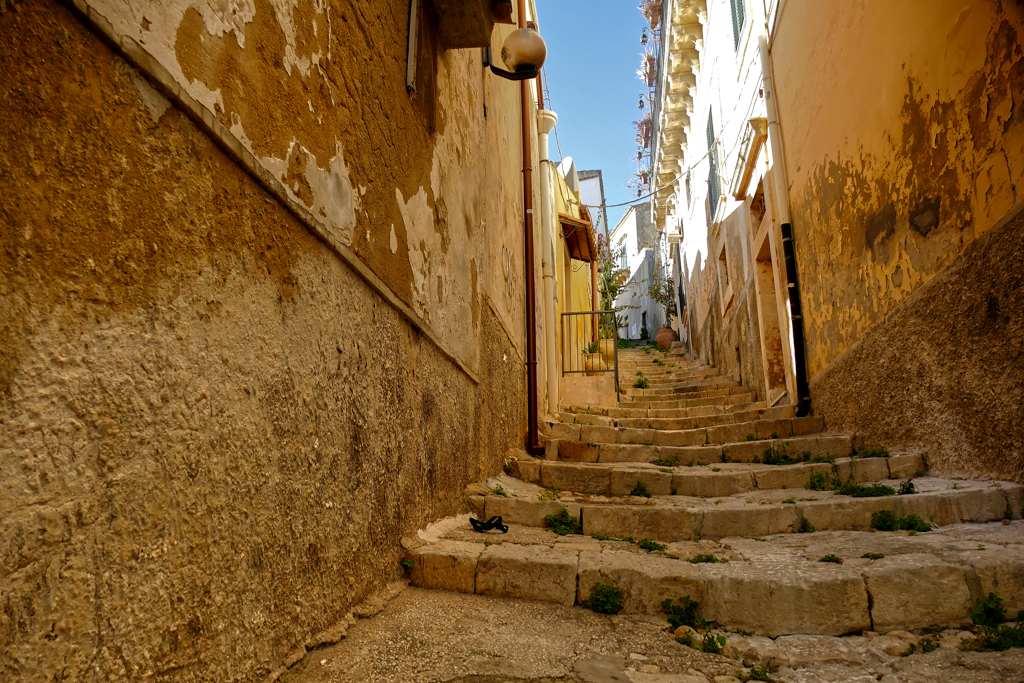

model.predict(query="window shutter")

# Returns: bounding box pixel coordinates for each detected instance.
[707,109,720,214]
[730,0,745,50]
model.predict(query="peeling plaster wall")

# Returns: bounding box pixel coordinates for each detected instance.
[773,0,1024,476]
[774,0,1023,377]
[0,0,529,680]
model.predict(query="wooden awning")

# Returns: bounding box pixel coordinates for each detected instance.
[559,212,597,263]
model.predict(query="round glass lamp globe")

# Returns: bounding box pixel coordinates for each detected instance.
[500,27,547,72]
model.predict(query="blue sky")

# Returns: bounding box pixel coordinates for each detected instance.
[538,0,650,229]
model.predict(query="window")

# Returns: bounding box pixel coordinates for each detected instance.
[729,0,746,51]
[707,109,720,217]
[620,244,628,269]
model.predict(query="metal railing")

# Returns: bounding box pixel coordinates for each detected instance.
[560,310,620,394]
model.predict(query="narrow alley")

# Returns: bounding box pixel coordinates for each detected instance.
[1,1,1022,682]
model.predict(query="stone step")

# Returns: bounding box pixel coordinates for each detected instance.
[619,391,757,407]
[405,519,1024,637]
[621,377,739,393]
[557,403,796,431]
[623,396,764,411]
[472,475,1021,542]
[548,415,826,449]
[620,381,746,397]
[555,433,854,465]
[513,454,924,497]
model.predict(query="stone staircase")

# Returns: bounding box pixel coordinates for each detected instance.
[404,345,1024,640]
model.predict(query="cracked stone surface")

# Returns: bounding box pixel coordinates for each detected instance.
[285,587,1024,683]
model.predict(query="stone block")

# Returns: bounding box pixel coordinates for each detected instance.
[619,428,657,445]
[754,419,793,440]
[476,543,579,605]
[789,416,825,436]
[673,470,755,497]
[516,458,541,484]
[558,439,597,462]
[408,540,482,594]
[700,504,799,540]
[702,561,871,636]
[706,423,749,445]
[611,468,673,496]
[581,425,620,444]
[1006,483,1024,519]
[597,443,655,464]
[887,453,925,479]
[547,422,582,440]
[754,462,833,491]
[577,550,705,616]
[582,505,701,542]
[721,441,765,463]
[968,546,1024,616]
[896,488,1006,526]
[863,553,972,632]
[798,496,894,532]
[484,497,581,528]
[815,435,853,458]
[652,429,706,447]
[540,462,611,495]
[851,457,890,484]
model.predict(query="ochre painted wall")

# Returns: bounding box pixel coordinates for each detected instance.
[774,0,1024,378]
[0,0,530,680]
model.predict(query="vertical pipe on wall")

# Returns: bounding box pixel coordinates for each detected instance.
[758,33,811,417]
[537,110,559,416]
[519,0,543,454]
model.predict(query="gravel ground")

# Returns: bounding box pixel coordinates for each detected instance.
[285,587,1024,683]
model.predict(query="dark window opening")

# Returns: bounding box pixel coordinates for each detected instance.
[707,110,720,217]
[408,0,438,131]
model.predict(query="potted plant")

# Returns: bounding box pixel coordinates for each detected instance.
[648,261,678,350]
[583,342,606,376]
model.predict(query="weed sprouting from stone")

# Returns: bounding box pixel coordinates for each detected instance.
[870,510,932,532]
[662,596,706,629]
[781,498,796,504]
[492,485,508,497]
[483,540,492,547]
[400,559,415,573]
[819,554,843,564]
[633,376,651,389]
[543,506,582,535]
[637,538,666,552]
[797,517,816,533]
[687,554,726,564]
[671,486,678,495]
[630,481,652,498]
[739,667,773,682]
[832,477,896,497]
[581,583,624,614]
[653,455,681,467]
[537,488,560,501]
[762,446,801,465]
[862,552,885,560]
[809,454,834,464]
[702,630,726,654]
[898,479,917,495]
[856,446,890,458]
[972,593,1007,628]
[805,472,828,491]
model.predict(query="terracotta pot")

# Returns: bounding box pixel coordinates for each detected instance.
[656,326,677,350]
[584,353,607,377]
[599,338,616,364]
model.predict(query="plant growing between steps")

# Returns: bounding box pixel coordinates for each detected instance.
[662,596,706,629]
[870,510,932,532]
[797,517,816,533]
[898,479,917,495]
[637,538,666,552]
[633,375,650,389]
[832,479,896,497]
[967,594,1024,651]
[819,554,843,564]
[537,488,560,501]
[701,630,726,654]
[972,592,1007,628]
[400,559,415,573]
[543,506,582,535]
[862,552,885,560]
[855,446,890,458]
[739,667,773,682]
[688,554,726,563]
[630,481,652,498]
[581,583,624,614]
[492,485,508,497]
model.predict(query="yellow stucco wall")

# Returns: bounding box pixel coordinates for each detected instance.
[773,0,1024,378]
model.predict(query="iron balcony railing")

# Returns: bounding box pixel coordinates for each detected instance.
[560,310,620,395]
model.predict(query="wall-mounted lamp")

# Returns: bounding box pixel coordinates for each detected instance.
[482,22,547,80]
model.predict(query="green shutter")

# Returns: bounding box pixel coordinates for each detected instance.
[730,0,745,50]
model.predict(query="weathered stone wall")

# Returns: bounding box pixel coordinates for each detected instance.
[811,203,1024,482]
[773,0,1023,476]
[0,0,527,681]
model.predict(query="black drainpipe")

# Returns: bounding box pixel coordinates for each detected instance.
[780,222,811,417]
